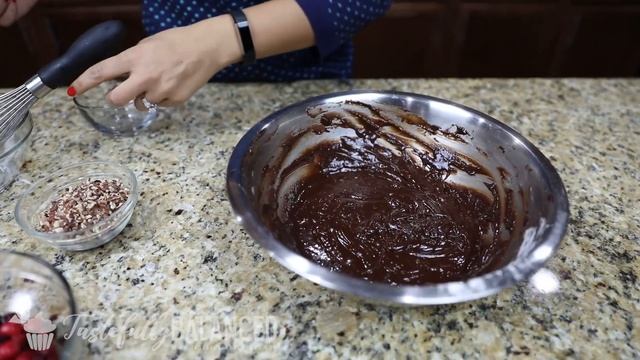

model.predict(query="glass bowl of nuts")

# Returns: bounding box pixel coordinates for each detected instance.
[0,250,78,359]
[15,161,138,251]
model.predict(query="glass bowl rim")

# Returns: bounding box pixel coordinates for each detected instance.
[72,95,114,110]
[72,93,160,113]
[0,249,78,316]
[0,113,33,161]
[14,160,139,242]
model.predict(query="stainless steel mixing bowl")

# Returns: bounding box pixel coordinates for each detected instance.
[227,90,569,305]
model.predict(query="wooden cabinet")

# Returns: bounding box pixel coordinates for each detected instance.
[0,23,38,87]
[1,0,639,87]
[0,0,145,87]
[352,2,449,78]
[454,4,562,77]
[555,6,640,76]
[354,0,640,78]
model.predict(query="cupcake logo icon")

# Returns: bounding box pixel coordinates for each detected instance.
[20,315,57,351]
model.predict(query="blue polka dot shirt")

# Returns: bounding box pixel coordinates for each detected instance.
[142,0,391,82]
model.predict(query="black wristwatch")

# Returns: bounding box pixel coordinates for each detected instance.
[229,9,256,66]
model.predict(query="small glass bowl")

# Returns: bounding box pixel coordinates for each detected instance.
[0,113,33,192]
[0,250,78,358]
[73,81,158,136]
[15,161,139,251]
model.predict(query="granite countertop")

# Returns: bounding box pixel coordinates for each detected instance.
[0,79,638,359]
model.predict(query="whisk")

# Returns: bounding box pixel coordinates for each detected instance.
[0,21,125,142]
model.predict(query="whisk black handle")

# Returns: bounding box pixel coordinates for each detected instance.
[37,21,126,89]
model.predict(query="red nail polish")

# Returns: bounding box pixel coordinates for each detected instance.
[66,86,77,97]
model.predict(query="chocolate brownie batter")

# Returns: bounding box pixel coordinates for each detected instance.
[258,101,515,284]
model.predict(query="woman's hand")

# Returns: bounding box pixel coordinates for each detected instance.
[71,15,243,107]
[0,0,38,27]
[70,0,313,107]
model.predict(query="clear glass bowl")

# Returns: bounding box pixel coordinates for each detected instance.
[15,161,139,251]
[73,80,158,136]
[0,113,32,192]
[0,250,78,359]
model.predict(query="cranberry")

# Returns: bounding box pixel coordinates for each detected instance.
[21,344,59,360]
[44,345,58,360]
[0,314,16,324]
[16,350,47,360]
[11,334,25,348]
[0,322,24,336]
[0,313,60,360]
[0,336,23,360]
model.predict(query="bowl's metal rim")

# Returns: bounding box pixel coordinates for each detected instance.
[226,89,570,305]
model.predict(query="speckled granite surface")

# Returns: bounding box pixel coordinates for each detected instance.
[0,79,638,359]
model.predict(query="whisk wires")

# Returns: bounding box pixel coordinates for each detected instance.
[0,86,37,142]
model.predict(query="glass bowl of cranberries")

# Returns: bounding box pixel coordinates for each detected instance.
[0,250,78,359]
[14,161,139,251]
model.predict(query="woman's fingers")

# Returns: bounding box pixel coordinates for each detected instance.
[147,87,191,108]
[67,20,228,108]
[14,0,38,22]
[144,85,170,104]
[157,91,191,107]
[106,76,148,107]
[145,82,196,108]
[70,52,131,96]
[0,1,10,18]
[157,99,179,107]
[0,0,38,27]
[0,1,16,27]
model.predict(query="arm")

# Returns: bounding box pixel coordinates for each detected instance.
[71,0,315,106]
[0,0,39,27]
[245,0,315,59]
[296,0,392,57]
